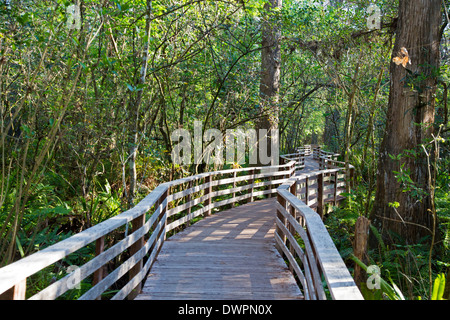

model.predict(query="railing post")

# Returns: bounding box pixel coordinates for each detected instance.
[333,171,338,207]
[93,236,105,299]
[186,180,193,226]
[205,175,212,216]
[276,192,287,250]
[317,173,324,219]
[0,279,26,300]
[353,216,370,289]
[305,177,309,206]
[160,189,168,243]
[268,165,278,198]
[248,169,254,203]
[288,180,297,273]
[232,171,237,204]
[128,212,146,300]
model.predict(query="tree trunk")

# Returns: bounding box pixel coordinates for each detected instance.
[127,0,152,208]
[256,0,282,166]
[369,0,442,246]
[343,50,363,193]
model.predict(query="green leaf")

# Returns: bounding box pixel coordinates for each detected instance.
[431,274,446,300]
[16,236,25,258]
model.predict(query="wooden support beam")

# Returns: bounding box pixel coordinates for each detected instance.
[317,173,324,219]
[186,180,193,226]
[333,171,338,207]
[128,212,146,300]
[248,169,255,203]
[0,279,26,300]
[276,193,287,253]
[305,177,309,206]
[92,236,105,300]
[205,175,212,216]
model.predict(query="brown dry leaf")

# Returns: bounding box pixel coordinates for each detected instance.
[392,47,411,68]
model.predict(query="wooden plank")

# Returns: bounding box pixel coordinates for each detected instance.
[136,291,303,300]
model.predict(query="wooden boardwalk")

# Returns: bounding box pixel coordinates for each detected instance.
[0,148,362,300]
[135,199,303,300]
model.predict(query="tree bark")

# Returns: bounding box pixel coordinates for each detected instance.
[256,0,282,166]
[370,0,442,246]
[343,50,363,193]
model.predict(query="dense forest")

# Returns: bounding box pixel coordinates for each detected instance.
[0,0,449,300]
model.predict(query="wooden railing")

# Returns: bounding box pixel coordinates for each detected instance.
[280,151,306,170]
[313,146,340,163]
[0,160,298,300]
[276,170,363,300]
[297,144,312,156]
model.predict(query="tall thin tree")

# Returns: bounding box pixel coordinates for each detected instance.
[256,0,282,166]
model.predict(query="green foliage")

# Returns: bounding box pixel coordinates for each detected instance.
[430,273,446,300]
[351,255,406,300]
[0,0,448,300]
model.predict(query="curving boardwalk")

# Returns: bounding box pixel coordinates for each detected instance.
[136,199,302,300]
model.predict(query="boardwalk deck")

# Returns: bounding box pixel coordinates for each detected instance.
[298,155,320,174]
[135,199,303,300]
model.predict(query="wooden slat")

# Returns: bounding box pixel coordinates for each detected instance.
[28,198,168,300]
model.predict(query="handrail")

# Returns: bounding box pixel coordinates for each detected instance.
[296,145,312,156]
[275,170,363,300]
[0,159,298,300]
[280,151,306,170]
